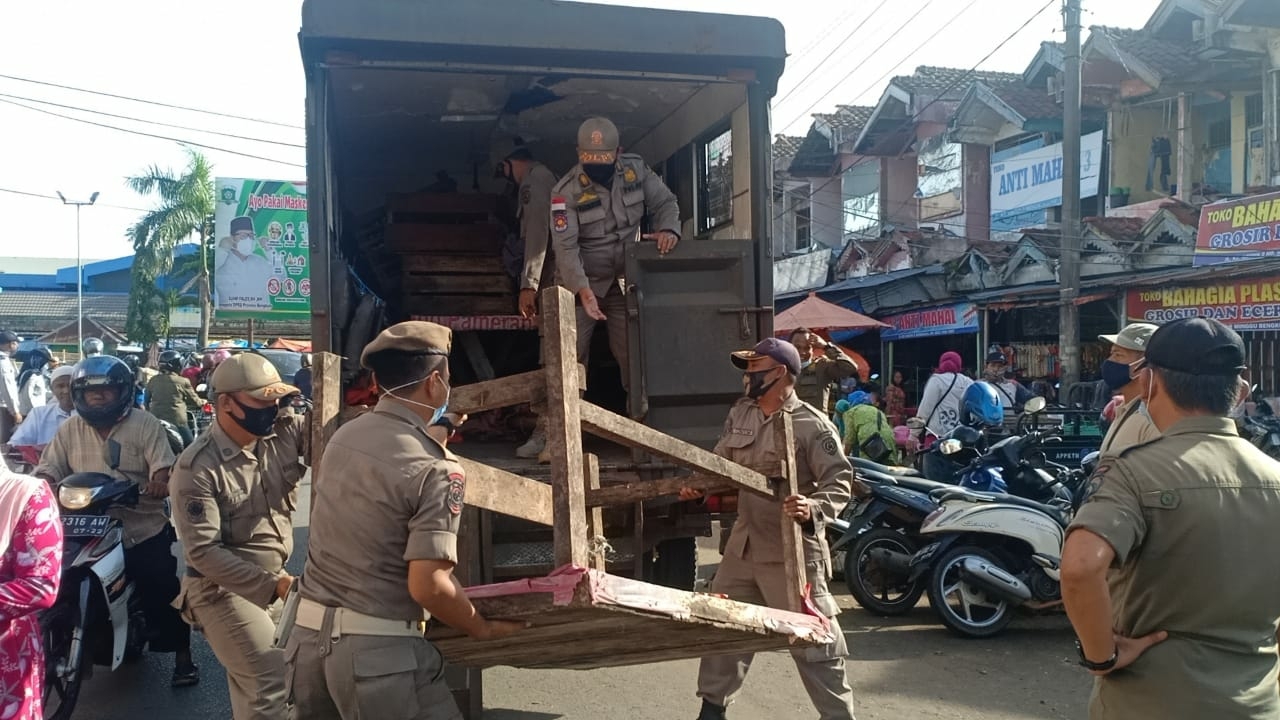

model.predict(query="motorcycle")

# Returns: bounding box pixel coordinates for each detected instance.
[905,440,1094,639]
[4,444,41,475]
[41,472,148,720]
[1240,386,1280,459]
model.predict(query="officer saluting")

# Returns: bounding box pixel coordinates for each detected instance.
[286,322,523,719]
[551,116,680,394]
[684,338,858,720]
[170,353,308,720]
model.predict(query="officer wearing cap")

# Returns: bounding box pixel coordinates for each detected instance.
[1097,323,1160,454]
[169,353,308,720]
[1062,317,1280,719]
[286,321,523,719]
[0,330,21,442]
[684,337,858,720]
[495,140,561,460]
[550,116,680,396]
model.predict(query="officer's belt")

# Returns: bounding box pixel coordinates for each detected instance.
[294,597,427,639]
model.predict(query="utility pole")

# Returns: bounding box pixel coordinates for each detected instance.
[1058,0,1084,396]
[57,191,100,359]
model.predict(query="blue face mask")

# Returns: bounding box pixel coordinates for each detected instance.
[384,375,451,426]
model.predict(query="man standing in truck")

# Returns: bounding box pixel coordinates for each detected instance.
[496,141,561,460]
[551,116,681,400]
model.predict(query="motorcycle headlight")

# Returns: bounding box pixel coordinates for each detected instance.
[59,485,98,511]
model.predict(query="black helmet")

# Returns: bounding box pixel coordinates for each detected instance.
[158,350,183,373]
[82,337,104,357]
[71,356,135,428]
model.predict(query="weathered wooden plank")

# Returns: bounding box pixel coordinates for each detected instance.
[449,365,585,416]
[457,459,554,526]
[402,254,506,274]
[402,294,515,316]
[410,274,514,295]
[543,287,589,567]
[777,412,805,614]
[585,464,781,507]
[309,352,341,497]
[578,401,775,498]
[386,224,505,255]
[584,454,607,572]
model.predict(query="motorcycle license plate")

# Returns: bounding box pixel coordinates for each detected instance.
[62,515,111,538]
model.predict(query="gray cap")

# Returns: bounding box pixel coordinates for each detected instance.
[1099,323,1159,353]
[577,117,619,164]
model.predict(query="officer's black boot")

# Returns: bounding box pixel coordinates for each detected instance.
[696,699,728,720]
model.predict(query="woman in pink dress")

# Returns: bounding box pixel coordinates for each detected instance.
[0,464,62,719]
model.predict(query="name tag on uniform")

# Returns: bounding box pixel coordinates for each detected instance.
[728,427,754,437]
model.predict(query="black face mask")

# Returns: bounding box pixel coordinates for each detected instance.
[230,396,280,437]
[583,163,615,187]
[744,369,780,400]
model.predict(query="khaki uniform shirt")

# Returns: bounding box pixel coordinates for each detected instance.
[551,154,680,297]
[146,371,202,428]
[795,349,858,414]
[170,414,308,606]
[0,352,17,413]
[1070,417,1280,719]
[300,397,465,622]
[37,410,176,548]
[1098,396,1160,455]
[519,162,559,292]
[716,392,852,571]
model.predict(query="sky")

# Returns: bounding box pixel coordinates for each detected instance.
[0,0,1157,262]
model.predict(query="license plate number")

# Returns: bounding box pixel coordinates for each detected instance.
[62,515,111,538]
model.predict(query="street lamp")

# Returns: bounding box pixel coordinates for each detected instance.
[56,191,99,358]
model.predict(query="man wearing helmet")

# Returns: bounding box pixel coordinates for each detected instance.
[82,337,104,358]
[17,345,52,416]
[550,117,680,404]
[147,350,203,446]
[36,355,199,686]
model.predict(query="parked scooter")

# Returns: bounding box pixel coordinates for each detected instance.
[41,472,148,720]
[905,440,1093,638]
[1240,386,1280,459]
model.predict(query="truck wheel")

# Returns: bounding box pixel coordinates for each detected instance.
[648,537,698,590]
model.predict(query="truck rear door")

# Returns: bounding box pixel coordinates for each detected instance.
[626,239,769,450]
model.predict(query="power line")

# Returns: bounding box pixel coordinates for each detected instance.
[0,186,149,212]
[0,98,305,168]
[771,0,893,110]
[0,92,305,148]
[0,73,302,129]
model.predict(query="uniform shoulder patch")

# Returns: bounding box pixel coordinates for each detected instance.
[446,472,466,515]
[552,195,569,234]
[520,185,531,205]
[186,498,205,521]
[1081,464,1111,504]
[821,434,839,457]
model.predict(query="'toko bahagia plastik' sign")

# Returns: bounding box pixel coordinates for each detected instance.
[1127,279,1280,330]
[1194,190,1280,267]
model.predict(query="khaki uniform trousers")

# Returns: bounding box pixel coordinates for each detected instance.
[697,551,857,720]
[575,283,629,393]
[177,576,287,720]
[285,625,460,720]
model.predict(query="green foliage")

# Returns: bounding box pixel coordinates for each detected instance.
[125,147,215,346]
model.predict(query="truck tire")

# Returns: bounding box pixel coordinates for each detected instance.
[648,537,698,590]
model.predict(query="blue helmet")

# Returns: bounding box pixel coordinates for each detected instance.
[962,381,1004,427]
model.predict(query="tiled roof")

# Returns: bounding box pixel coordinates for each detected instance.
[772,134,805,168]
[966,240,1017,261]
[1083,216,1146,243]
[0,291,129,323]
[893,66,1022,100]
[788,126,836,175]
[992,82,1061,121]
[1089,26,1199,83]
[1019,229,1062,258]
[828,105,876,133]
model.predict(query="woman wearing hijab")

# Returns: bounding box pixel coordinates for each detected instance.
[913,351,974,442]
[884,369,908,427]
[16,346,52,417]
[842,390,898,463]
[0,462,62,719]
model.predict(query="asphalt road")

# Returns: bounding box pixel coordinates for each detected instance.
[71,488,1092,720]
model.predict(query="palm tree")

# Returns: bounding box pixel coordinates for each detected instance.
[125,148,215,348]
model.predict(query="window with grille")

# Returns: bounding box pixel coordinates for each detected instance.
[1246,93,1264,128]
[697,126,733,232]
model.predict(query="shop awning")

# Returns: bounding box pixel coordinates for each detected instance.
[774,292,889,333]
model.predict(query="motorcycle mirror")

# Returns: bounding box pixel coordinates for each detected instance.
[196,384,208,393]
[939,438,963,456]
[906,418,925,430]
[1028,451,1048,468]
[1023,396,1047,414]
